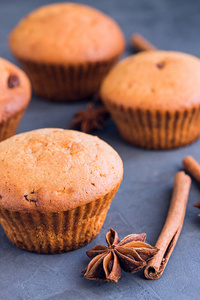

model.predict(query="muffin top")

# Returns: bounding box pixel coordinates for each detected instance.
[101,51,200,111]
[0,128,123,212]
[9,3,125,64]
[0,57,31,120]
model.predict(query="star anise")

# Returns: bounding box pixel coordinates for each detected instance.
[82,228,158,283]
[70,103,109,133]
[194,201,200,216]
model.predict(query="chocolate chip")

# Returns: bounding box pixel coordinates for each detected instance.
[8,74,20,88]
[156,62,165,69]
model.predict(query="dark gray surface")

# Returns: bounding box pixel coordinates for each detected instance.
[0,0,200,299]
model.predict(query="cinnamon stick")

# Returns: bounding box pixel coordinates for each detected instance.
[183,156,200,216]
[144,171,191,280]
[182,156,200,182]
[194,201,200,216]
[131,33,157,52]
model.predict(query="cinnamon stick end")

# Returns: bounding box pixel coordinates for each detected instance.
[182,156,193,168]
[144,265,160,280]
[131,33,157,52]
[175,171,191,185]
[193,201,200,208]
[182,156,200,182]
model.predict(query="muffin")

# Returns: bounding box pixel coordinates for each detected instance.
[101,50,200,149]
[9,3,125,102]
[0,128,123,253]
[0,57,31,142]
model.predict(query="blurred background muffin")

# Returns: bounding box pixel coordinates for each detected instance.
[9,3,125,102]
[0,57,31,142]
[0,128,123,253]
[101,50,200,149]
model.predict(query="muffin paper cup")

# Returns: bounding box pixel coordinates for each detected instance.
[0,110,25,142]
[0,185,119,253]
[18,57,119,102]
[105,101,200,149]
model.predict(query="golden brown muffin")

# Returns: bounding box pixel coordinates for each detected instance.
[0,128,123,253]
[101,50,200,149]
[0,57,31,142]
[9,3,125,102]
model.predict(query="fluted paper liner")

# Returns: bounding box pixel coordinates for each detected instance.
[17,57,119,102]
[0,110,25,142]
[105,100,200,149]
[0,185,119,253]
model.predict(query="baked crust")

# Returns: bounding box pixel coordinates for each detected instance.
[0,128,123,212]
[0,57,31,121]
[9,3,125,64]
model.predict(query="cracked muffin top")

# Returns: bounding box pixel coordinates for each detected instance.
[9,3,125,64]
[0,57,31,120]
[101,50,200,111]
[0,128,123,212]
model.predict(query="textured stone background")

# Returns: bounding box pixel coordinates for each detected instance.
[0,0,200,299]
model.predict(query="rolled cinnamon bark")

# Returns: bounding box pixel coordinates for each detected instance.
[194,201,200,216]
[144,171,191,280]
[131,33,157,52]
[182,156,200,182]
